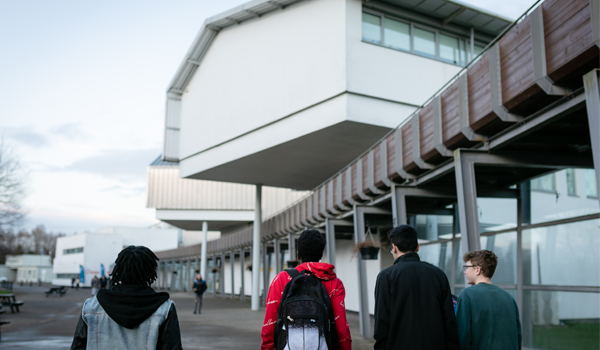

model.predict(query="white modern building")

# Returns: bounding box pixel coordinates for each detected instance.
[149,0,600,347]
[52,226,181,286]
[5,254,53,283]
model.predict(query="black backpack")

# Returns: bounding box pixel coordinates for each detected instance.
[274,269,338,350]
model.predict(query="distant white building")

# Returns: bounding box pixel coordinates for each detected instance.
[5,254,53,283]
[52,226,181,287]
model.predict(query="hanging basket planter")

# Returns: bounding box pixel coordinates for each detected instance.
[286,260,299,268]
[353,225,380,260]
[211,267,219,273]
[246,264,252,271]
[359,246,380,260]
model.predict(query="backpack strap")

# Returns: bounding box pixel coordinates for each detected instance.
[285,268,300,279]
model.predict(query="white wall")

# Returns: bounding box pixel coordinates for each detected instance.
[0,265,15,281]
[180,0,347,160]
[84,233,123,286]
[345,0,463,107]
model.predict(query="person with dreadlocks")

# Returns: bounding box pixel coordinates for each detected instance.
[70,246,183,350]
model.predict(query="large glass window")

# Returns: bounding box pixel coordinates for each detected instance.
[362,12,382,44]
[419,241,453,281]
[477,197,517,232]
[532,173,556,192]
[413,27,436,58]
[384,18,410,51]
[530,170,599,224]
[63,247,84,255]
[523,219,600,287]
[439,34,460,64]
[585,169,598,198]
[412,214,453,242]
[566,169,577,196]
[522,290,599,350]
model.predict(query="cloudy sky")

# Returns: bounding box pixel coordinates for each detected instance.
[1,0,537,234]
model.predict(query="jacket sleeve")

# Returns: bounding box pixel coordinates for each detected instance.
[373,271,390,350]
[70,313,87,350]
[156,303,183,350]
[261,271,289,350]
[456,293,472,350]
[441,278,460,350]
[329,279,352,350]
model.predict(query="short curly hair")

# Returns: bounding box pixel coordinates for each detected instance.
[297,229,326,263]
[463,250,498,278]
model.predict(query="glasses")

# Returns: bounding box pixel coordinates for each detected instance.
[463,265,478,271]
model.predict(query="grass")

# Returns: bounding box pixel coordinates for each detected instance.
[532,321,600,350]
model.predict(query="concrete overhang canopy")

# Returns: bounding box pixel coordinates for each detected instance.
[156,209,254,232]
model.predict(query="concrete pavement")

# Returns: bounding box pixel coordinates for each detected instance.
[1,285,375,349]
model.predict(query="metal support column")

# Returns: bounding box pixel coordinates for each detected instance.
[186,259,191,293]
[454,149,481,257]
[325,219,353,267]
[262,243,269,306]
[162,262,167,290]
[230,251,235,299]
[201,221,208,283]
[178,260,183,292]
[220,253,226,299]
[240,248,245,301]
[391,185,407,227]
[252,184,262,311]
[584,69,600,210]
[353,205,391,340]
[288,233,296,262]
[274,239,282,272]
[212,257,217,298]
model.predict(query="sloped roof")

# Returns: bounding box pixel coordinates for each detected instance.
[166,0,513,96]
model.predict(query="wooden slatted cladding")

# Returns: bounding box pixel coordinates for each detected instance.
[499,16,539,111]
[544,0,598,83]
[167,0,599,257]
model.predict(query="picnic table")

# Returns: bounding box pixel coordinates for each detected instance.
[45,287,67,297]
[0,294,24,313]
[0,304,9,341]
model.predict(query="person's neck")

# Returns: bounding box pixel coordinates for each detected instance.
[475,276,493,285]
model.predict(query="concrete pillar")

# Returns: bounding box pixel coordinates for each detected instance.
[201,221,208,283]
[178,260,183,292]
[584,69,600,210]
[177,228,183,247]
[240,248,245,302]
[325,219,337,267]
[391,185,407,227]
[251,184,262,311]
[230,251,235,299]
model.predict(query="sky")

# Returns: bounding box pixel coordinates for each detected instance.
[0,0,537,234]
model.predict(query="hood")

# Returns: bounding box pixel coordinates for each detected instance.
[96,284,169,329]
[296,262,337,281]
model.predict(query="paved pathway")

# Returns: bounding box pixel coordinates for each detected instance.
[1,285,375,349]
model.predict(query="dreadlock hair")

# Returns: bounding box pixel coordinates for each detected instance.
[110,246,159,286]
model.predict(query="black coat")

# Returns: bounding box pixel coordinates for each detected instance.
[193,280,207,295]
[374,252,460,350]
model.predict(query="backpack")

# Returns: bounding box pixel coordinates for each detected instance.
[274,269,338,350]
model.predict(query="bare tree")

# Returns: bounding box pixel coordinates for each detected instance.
[0,138,27,226]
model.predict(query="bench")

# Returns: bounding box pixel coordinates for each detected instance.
[0,294,24,313]
[45,287,67,297]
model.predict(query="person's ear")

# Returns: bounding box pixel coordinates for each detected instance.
[415,243,420,253]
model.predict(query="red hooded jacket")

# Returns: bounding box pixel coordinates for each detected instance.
[260,262,352,350]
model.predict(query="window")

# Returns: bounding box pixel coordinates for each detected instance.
[361,11,487,66]
[413,27,436,58]
[585,169,598,198]
[440,34,460,64]
[362,12,381,44]
[384,18,410,51]
[63,247,84,255]
[531,174,556,192]
[55,273,76,279]
[566,169,577,196]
